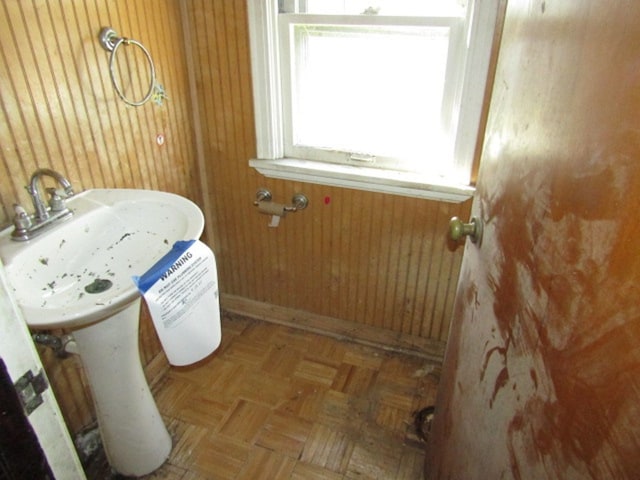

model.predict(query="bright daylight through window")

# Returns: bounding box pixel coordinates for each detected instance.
[247,0,501,201]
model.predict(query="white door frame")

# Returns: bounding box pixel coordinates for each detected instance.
[0,261,86,479]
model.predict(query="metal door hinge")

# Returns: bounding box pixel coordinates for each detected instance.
[14,369,49,415]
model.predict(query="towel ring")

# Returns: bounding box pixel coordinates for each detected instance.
[99,27,156,107]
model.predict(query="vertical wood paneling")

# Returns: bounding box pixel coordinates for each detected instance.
[183,0,469,347]
[184,1,468,344]
[185,0,469,341]
[0,0,200,435]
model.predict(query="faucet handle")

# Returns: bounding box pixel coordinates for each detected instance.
[45,188,67,212]
[13,204,31,225]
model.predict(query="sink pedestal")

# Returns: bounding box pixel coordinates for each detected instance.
[72,299,171,476]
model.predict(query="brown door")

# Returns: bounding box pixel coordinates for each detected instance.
[426,1,640,479]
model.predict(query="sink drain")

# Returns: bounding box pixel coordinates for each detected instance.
[84,278,113,294]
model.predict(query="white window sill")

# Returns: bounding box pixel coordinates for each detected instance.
[249,158,475,203]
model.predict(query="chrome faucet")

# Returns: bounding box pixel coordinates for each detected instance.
[27,168,74,221]
[11,168,75,241]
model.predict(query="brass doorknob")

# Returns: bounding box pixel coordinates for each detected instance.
[449,216,483,244]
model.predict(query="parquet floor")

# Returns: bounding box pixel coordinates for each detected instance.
[87,313,439,479]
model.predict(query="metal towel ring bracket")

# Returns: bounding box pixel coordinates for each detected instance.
[98,27,156,107]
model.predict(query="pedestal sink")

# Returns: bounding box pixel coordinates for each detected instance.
[0,189,205,476]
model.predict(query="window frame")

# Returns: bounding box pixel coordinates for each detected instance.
[247,0,502,202]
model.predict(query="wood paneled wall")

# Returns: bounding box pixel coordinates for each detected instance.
[0,0,199,434]
[0,0,469,437]
[183,0,470,340]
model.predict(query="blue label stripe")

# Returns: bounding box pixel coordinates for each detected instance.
[132,239,196,293]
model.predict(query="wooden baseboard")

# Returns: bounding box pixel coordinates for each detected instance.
[220,294,445,363]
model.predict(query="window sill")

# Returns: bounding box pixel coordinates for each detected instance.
[249,158,475,203]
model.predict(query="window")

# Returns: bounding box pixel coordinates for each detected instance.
[247,0,501,202]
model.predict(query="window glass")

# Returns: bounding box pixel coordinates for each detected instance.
[285,0,466,16]
[248,0,500,200]
[289,23,451,173]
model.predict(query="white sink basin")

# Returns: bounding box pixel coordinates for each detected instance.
[0,187,206,476]
[0,188,204,330]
